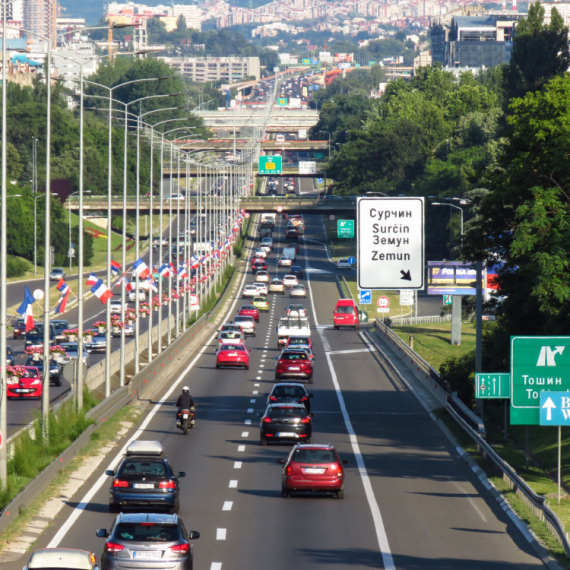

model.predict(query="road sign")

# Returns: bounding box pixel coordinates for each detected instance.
[276,98,288,107]
[245,213,250,219]
[329,215,335,221]
[348,256,356,265]
[259,156,282,175]
[33,289,44,301]
[317,178,323,184]
[539,392,570,425]
[511,336,570,425]
[359,290,372,304]
[378,296,389,308]
[337,220,354,238]
[377,308,390,313]
[190,295,200,310]
[475,373,510,399]
[276,205,283,213]
[298,161,316,174]
[443,295,452,305]
[357,197,424,290]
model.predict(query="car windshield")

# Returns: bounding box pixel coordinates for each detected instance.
[234,317,252,323]
[291,285,303,290]
[292,449,336,464]
[22,367,39,378]
[268,407,305,418]
[280,353,308,361]
[273,386,306,398]
[221,332,241,339]
[289,338,309,345]
[114,523,179,542]
[336,305,355,314]
[271,280,282,285]
[222,345,245,352]
[119,460,167,478]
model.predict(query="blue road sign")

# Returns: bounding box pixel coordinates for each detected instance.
[540,392,570,425]
[359,290,372,304]
[348,256,356,265]
[317,178,323,184]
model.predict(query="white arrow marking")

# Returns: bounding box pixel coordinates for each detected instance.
[542,397,557,421]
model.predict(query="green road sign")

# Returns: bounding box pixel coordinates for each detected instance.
[511,336,570,425]
[302,58,310,65]
[475,373,510,399]
[337,219,354,238]
[259,156,282,175]
[277,98,288,107]
[443,295,452,305]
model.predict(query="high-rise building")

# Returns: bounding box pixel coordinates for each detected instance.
[24,0,56,42]
[0,0,24,38]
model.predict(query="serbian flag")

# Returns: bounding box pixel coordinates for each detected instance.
[190,255,200,269]
[86,273,98,287]
[110,260,121,276]
[91,279,113,304]
[16,286,35,332]
[55,289,70,314]
[147,276,158,292]
[56,278,70,295]
[159,264,170,278]
[178,265,189,279]
[132,258,150,280]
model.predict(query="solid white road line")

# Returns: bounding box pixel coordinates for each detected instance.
[254,383,259,387]
[325,351,395,570]
[245,419,251,425]
[247,408,253,413]
[216,528,227,540]
[252,390,258,395]
[222,501,233,511]
[250,398,256,403]
[328,348,377,355]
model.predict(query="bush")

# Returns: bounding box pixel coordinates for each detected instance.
[439,350,476,408]
[6,255,30,278]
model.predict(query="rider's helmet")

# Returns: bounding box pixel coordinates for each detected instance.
[182,386,190,393]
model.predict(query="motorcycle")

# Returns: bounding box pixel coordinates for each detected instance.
[176,407,195,435]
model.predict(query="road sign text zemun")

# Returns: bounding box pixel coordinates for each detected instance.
[357,197,424,289]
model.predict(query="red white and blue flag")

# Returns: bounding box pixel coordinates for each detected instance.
[178,265,189,279]
[190,255,200,269]
[86,273,98,287]
[56,278,70,296]
[16,286,35,332]
[110,260,121,276]
[147,276,158,292]
[91,279,113,304]
[55,289,70,313]
[159,264,171,278]
[169,262,176,275]
[132,258,150,280]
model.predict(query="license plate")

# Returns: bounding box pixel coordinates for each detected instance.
[133,551,161,559]
[228,353,237,356]
[182,413,188,419]
[133,483,154,489]
[289,367,300,371]
[15,389,28,393]
[278,432,296,437]
[304,468,326,474]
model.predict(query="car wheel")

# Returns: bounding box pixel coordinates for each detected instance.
[281,485,290,498]
[334,325,339,330]
[260,437,267,446]
[56,378,62,387]
[245,364,249,370]
[355,324,360,331]
[109,503,119,513]
[335,489,344,500]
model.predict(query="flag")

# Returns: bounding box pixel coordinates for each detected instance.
[240,208,246,216]
[159,264,170,277]
[178,265,188,279]
[169,262,176,275]
[132,258,150,280]
[55,289,70,314]
[190,255,200,269]
[91,279,113,304]
[110,260,121,275]
[56,278,70,295]
[16,286,35,332]
[124,277,133,293]
[147,276,158,292]
[86,273,98,287]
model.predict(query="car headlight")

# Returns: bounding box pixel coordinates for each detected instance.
[31,380,41,385]
[7,377,18,385]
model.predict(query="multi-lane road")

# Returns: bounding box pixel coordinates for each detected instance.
[4,208,546,570]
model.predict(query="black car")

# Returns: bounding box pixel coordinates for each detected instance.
[267,382,313,413]
[50,319,69,341]
[259,403,313,446]
[290,265,304,279]
[285,229,298,242]
[6,345,14,366]
[24,356,62,386]
[105,441,185,513]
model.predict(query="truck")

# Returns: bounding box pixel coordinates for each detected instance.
[261,213,276,224]
[259,227,273,240]
[275,316,311,348]
[282,246,297,261]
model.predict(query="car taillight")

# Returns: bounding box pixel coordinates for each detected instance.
[159,481,176,489]
[106,542,124,553]
[263,417,272,423]
[286,466,292,476]
[170,543,189,554]
[269,396,278,401]
[300,396,308,402]
[112,480,129,488]
[300,417,311,424]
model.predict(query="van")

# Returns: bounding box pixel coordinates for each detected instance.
[333,299,360,330]
[282,247,297,262]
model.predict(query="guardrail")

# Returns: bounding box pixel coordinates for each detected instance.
[391,315,452,325]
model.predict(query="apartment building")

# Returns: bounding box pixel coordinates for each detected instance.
[106,2,201,30]
[25,0,56,42]
[160,56,260,82]
[52,41,98,90]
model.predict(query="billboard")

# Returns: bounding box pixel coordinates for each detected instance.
[298,129,307,139]
[334,53,354,62]
[427,261,484,295]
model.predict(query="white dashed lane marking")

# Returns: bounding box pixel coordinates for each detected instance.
[238,445,246,452]
[222,501,233,511]
[229,480,238,488]
[217,529,227,540]
[241,431,249,437]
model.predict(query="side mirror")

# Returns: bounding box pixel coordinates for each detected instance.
[96,529,109,538]
[342,460,349,465]
[178,472,186,478]
[274,357,278,360]
[308,394,314,398]
[189,531,200,540]
[276,458,286,464]
[105,470,115,477]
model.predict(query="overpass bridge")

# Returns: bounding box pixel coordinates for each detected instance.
[174,140,327,152]
[65,196,356,216]
[195,109,319,131]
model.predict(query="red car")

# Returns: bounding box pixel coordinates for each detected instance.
[7,366,42,399]
[216,343,250,369]
[252,259,267,272]
[275,350,313,382]
[278,443,348,498]
[238,305,261,322]
[12,318,25,339]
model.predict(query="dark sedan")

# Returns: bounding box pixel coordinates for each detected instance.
[290,265,304,279]
[260,403,313,446]
[24,357,62,386]
[267,382,313,413]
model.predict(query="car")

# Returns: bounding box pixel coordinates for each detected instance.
[50,319,70,341]
[275,349,313,382]
[286,336,313,350]
[286,304,306,317]
[233,315,256,336]
[96,512,199,570]
[49,267,65,281]
[24,357,62,386]
[112,323,135,338]
[333,298,360,330]
[242,284,258,298]
[289,265,304,279]
[268,279,285,294]
[278,443,348,498]
[285,229,298,241]
[336,258,352,270]
[5,345,14,366]
[259,243,271,254]
[59,342,90,368]
[267,382,313,413]
[282,345,315,361]
[25,323,57,347]
[259,403,313,446]
[254,248,267,259]
[110,300,128,314]
[251,296,269,312]
[218,330,245,346]
[238,305,260,322]
[251,282,268,296]
[216,343,250,369]
[282,275,299,288]
[23,548,99,570]
[255,270,269,283]
[105,440,186,513]
[252,259,267,272]
[7,366,42,399]
[261,237,273,248]
[318,194,344,201]
[84,329,107,353]
[278,256,292,267]
[289,284,307,298]
[12,317,25,339]
[217,323,244,339]
[163,193,185,201]
[128,288,146,302]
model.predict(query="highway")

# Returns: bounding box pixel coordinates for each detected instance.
[5,211,546,570]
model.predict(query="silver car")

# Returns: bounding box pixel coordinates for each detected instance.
[233,315,256,336]
[96,513,199,570]
[289,284,307,298]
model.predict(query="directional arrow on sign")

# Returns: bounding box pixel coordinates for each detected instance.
[542,397,556,421]
[400,270,411,281]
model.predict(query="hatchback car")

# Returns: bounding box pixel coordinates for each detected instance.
[282,275,299,288]
[254,248,267,259]
[286,336,313,350]
[275,350,313,382]
[259,404,313,446]
[216,343,250,369]
[96,512,199,570]
[290,265,304,279]
[238,305,260,323]
[255,271,269,283]
[251,282,268,296]
[84,329,107,353]
[251,296,269,312]
[49,267,65,281]
[24,356,62,386]
[217,323,244,339]
[241,284,258,298]
[261,237,273,249]
[218,330,245,346]
[278,444,348,498]
[289,284,307,298]
[252,259,267,272]
[278,256,292,267]
[336,258,352,270]
[59,342,90,368]
[268,382,313,413]
[259,243,271,254]
[50,319,70,341]
[285,229,298,242]
[269,279,285,294]
[7,366,42,399]
[233,315,256,336]
[12,317,26,339]
[286,304,306,317]
[105,441,185,513]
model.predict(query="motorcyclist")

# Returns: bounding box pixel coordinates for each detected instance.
[176,386,196,426]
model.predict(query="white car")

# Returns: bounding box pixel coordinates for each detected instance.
[278,256,292,267]
[282,275,299,288]
[128,289,146,302]
[218,330,246,345]
[289,284,307,298]
[336,258,352,270]
[261,237,273,248]
[259,244,271,254]
[163,194,184,201]
[255,270,269,283]
[254,249,267,259]
[251,282,268,295]
[286,304,307,317]
[269,279,285,294]
[110,300,128,314]
[242,284,258,298]
[233,315,256,336]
